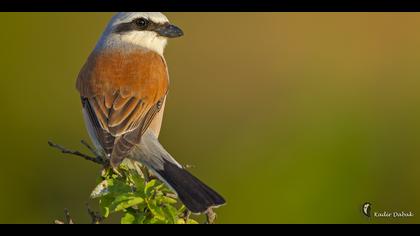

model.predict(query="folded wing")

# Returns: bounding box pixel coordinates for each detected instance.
[76,49,169,166]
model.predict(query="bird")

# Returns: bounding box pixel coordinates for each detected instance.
[76,12,226,214]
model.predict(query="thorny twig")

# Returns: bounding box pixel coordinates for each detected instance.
[48,140,107,165]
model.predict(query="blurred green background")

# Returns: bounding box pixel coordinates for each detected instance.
[0,12,420,224]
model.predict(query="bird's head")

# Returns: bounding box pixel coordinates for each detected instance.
[97,12,183,55]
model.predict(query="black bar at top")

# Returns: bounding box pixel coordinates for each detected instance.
[1,0,420,12]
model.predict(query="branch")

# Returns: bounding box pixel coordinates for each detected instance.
[48,140,107,165]
[54,209,74,224]
[54,204,103,224]
[81,140,102,158]
[86,203,103,224]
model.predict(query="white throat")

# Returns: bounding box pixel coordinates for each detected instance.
[96,31,168,55]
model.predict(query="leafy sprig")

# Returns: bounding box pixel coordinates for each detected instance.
[49,140,217,224]
[90,164,198,224]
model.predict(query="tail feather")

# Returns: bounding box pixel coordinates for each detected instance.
[129,131,226,213]
[152,160,226,213]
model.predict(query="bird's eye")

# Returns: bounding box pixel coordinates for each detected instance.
[135,18,149,29]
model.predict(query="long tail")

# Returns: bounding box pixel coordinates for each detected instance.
[129,131,226,214]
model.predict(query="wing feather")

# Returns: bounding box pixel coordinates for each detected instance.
[76,49,169,165]
[108,97,140,128]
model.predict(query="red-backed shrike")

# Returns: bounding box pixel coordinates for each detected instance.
[76,12,225,213]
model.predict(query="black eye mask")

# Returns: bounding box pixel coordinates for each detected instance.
[114,18,169,34]
[113,17,183,38]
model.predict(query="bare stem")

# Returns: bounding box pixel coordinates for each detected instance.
[86,203,103,224]
[54,209,74,224]
[54,205,103,224]
[48,140,106,165]
[81,140,101,158]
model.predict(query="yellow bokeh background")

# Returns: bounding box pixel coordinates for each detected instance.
[0,12,420,223]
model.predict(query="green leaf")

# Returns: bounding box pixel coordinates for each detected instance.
[101,167,111,178]
[155,183,165,191]
[160,196,177,204]
[135,212,147,224]
[162,205,178,224]
[91,179,131,199]
[109,179,132,194]
[144,179,157,196]
[99,195,114,218]
[115,197,144,212]
[130,170,146,190]
[118,164,130,172]
[147,199,166,221]
[144,217,166,224]
[186,219,199,224]
[176,218,186,224]
[121,212,136,224]
[110,193,145,212]
[102,206,110,218]
[177,205,187,215]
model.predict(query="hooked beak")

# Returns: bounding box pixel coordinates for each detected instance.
[155,24,184,38]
